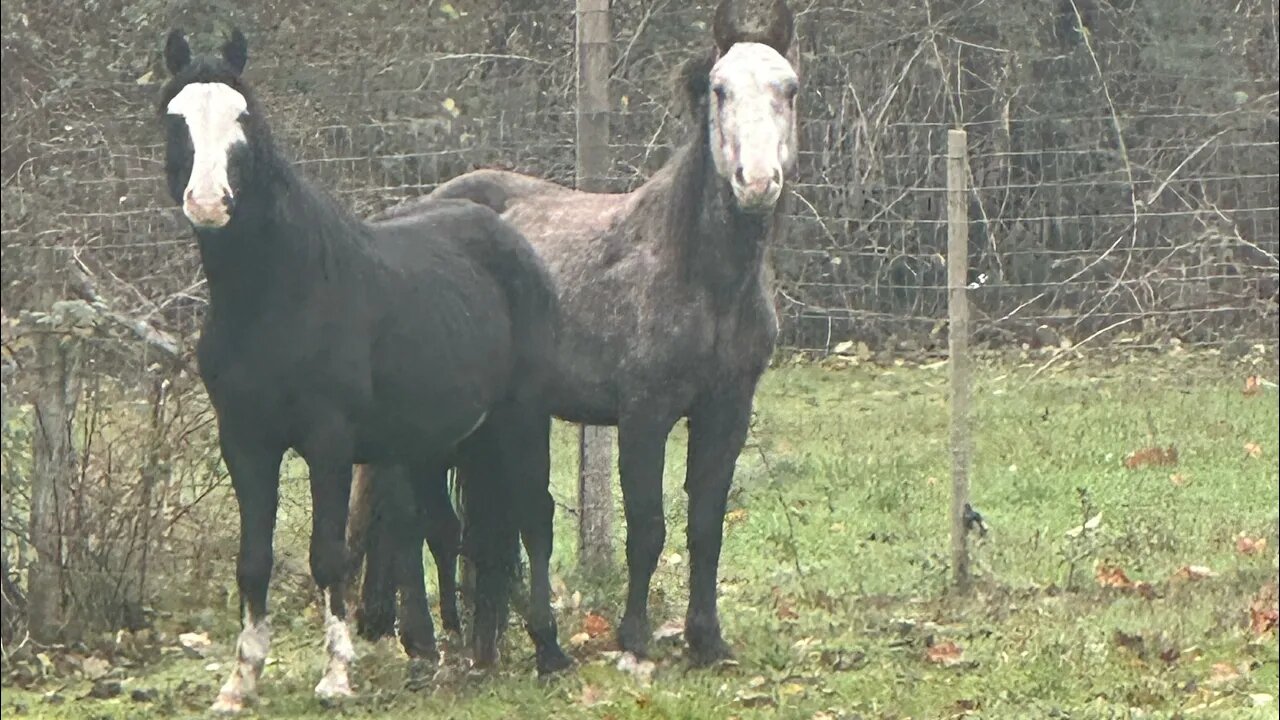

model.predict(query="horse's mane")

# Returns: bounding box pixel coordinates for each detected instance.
[665,50,719,256]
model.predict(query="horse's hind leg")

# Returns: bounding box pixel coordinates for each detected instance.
[419,472,462,637]
[455,420,519,669]
[507,409,572,675]
[394,463,449,663]
[354,466,401,642]
[212,437,283,714]
[683,392,753,665]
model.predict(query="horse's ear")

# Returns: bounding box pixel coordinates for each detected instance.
[712,0,741,53]
[762,0,794,56]
[164,29,191,76]
[713,0,794,55]
[222,28,248,76]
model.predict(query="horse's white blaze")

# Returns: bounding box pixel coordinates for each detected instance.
[709,42,798,209]
[211,610,270,714]
[167,83,248,227]
[314,589,355,700]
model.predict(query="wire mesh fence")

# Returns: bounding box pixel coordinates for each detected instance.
[1,0,1277,639]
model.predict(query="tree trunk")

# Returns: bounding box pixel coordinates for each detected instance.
[27,248,82,641]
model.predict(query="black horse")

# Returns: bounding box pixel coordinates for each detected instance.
[159,28,568,712]
[355,0,800,667]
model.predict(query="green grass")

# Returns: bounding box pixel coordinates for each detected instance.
[5,353,1278,719]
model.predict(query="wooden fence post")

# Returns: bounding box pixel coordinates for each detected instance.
[575,0,614,572]
[947,128,973,592]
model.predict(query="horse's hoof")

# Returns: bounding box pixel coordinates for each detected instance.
[616,617,650,659]
[535,647,575,677]
[404,657,436,693]
[686,637,733,667]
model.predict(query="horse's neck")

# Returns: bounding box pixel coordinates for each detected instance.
[672,144,775,303]
[197,163,365,318]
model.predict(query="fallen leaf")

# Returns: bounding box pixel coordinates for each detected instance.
[925,641,964,667]
[1235,535,1268,556]
[1066,512,1103,538]
[1096,564,1134,589]
[772,586,799,621]
[1249,582,1279,637]
[652,620,684,642]
[569,632,591,648]
[1243,375,1261,396]
[178,631,211,658]
[1124,446,1178,470]
[812,713,837,720]
[1250,693,1274,707]
[1207,662,1245,686]
[725,508,749,526]
[78,656,111,680]
[583,612,611,638]
[1244,441,1263,459]
[1172,565,1217,581]
[1169,473,1189,486]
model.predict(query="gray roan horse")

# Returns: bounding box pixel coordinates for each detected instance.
[159,28,568,711]
[355,0,799,666]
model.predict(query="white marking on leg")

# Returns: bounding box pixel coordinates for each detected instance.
[314,589,356,700]
[211,611,270,714]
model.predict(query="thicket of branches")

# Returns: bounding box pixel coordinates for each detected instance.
[1,0,1276,642]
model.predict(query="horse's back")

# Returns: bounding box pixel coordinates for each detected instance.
[372,197,561,407]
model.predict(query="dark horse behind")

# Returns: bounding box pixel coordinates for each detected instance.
[352,0,799,669]
[159,28,569,712]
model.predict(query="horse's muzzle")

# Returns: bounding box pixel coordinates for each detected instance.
[184,187,234,228]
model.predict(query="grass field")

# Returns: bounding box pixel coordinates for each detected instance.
[4,352,1278,719]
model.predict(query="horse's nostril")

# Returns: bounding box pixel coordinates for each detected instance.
[771,168,783,186]
[733,166,746,185]
[222,191,235,211]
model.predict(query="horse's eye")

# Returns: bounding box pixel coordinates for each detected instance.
[784,83,799,101]
[712,85,726,103]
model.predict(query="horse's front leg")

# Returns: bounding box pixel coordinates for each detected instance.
[683,391,754,665]
[211,436,283,714]
[302,432,358,701]
[616,406,681,658]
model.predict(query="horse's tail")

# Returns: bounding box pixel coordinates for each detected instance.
[465,207,560,405]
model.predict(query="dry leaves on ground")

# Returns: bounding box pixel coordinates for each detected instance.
[1235,534,1268,556]
[1249,582,1279,637]
[1124,446,1178,470]
[1244,441,1263,459]
[1172,565,1217,582]
[1096,563,1157,598]
[583,612,611,638]
[1243,375,1262,396]
[1097,564,1135,588]
[925,641,965,667]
